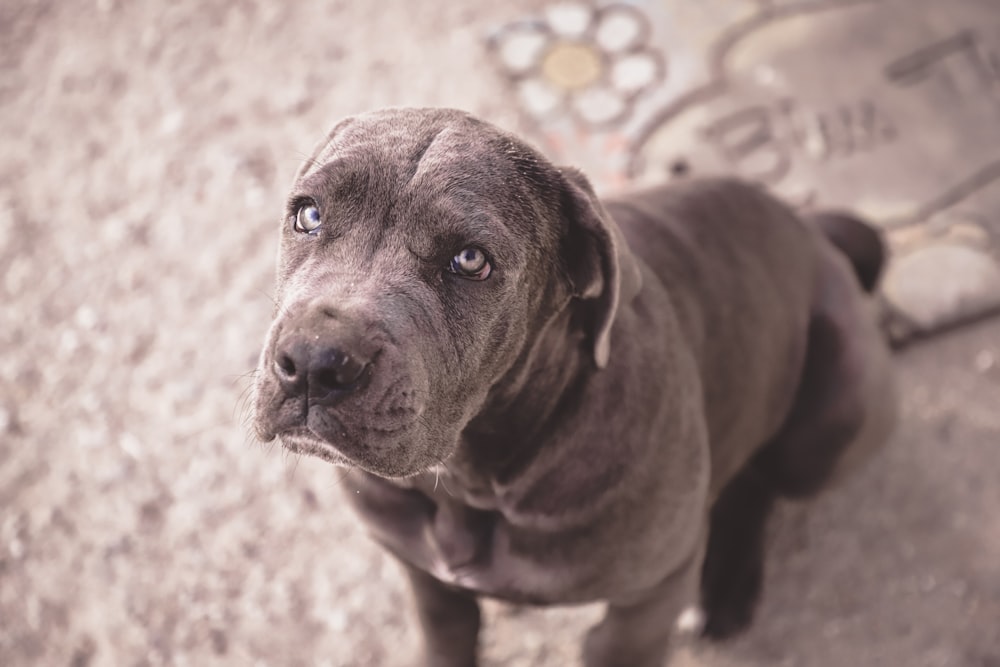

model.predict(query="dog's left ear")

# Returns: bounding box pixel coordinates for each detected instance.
[558,167,642,369]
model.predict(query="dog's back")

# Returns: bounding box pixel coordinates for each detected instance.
[609,177,897,638]
[608,179,894,495]
[608,179,822,490]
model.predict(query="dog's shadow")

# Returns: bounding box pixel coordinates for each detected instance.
[702,348,995,667]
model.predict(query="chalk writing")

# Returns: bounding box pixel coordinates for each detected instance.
[885,30,1000,98]
[699,98,896,184]
[701,105,789,183]
[787,99,896,159]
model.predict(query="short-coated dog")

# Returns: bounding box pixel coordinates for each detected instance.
[252,108,897,667]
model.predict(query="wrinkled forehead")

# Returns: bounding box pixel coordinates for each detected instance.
[299,110,519,178]
[294,110,562,240]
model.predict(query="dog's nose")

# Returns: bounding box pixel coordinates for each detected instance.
[272,336,370,399]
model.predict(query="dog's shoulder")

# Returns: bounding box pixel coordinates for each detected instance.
[607,177,802,235]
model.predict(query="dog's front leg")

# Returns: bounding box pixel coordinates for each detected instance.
[401,561,481,667]
[582,546,703,667]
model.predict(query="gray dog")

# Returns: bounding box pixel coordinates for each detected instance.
[252,108,897,666]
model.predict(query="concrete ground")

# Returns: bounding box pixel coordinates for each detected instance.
[1,1,998,666]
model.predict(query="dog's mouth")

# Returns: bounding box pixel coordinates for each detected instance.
[251,338,443,477]
[277,428,356,467]
[273,415,424,476]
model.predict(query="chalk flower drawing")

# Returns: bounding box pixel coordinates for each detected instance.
[489,2,665,127]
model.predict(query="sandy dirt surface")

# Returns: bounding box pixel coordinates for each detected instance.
[1,1,998,666]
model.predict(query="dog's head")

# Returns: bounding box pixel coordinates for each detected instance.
[252,108,639,477]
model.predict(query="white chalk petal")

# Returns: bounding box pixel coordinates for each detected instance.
[611,51,661,94]
[545,2,592,38]
[518,78,563,117]
[572,86,627,125]
[495,25,549,75]
[595,6,645,53]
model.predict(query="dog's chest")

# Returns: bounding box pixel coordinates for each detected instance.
[420,498,588,603]
[424,501,496,586]
[350,471,608,603]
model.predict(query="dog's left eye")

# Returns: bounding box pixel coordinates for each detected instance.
[294,203,322,233]
[448,247,492,280]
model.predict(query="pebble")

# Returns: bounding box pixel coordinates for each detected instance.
[675,606,705,635]
[974,349,995,373]
[883,244,1000,331]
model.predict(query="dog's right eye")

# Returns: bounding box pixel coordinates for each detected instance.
[294,203,322,234]
[447,247,492,280]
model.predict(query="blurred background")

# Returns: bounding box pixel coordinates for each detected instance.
[1,0,999,665]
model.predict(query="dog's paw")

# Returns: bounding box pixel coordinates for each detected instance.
[407,653,477,667]
[699,566,762,640]
[675,606,706,636]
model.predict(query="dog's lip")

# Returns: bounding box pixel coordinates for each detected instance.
[278,428,355,466]
[278,427,333,449]
[277,418,417,460]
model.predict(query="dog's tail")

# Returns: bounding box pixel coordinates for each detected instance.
[810,211,887,293]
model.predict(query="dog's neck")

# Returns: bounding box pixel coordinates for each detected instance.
[444,302,592,491]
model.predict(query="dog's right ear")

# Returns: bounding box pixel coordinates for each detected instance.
[557,167,641,369]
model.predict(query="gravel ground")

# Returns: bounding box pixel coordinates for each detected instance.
[1,2,998,666]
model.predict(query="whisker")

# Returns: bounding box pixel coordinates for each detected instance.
[327,465,353,490]
[286,451,303,480]
[234,381,257,422]
[226,368,261,383]
[434,459,456,498]
[280,149,323,171]
[254,287,293,319]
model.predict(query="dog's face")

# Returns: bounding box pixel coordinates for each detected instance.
[252,109,625,478]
